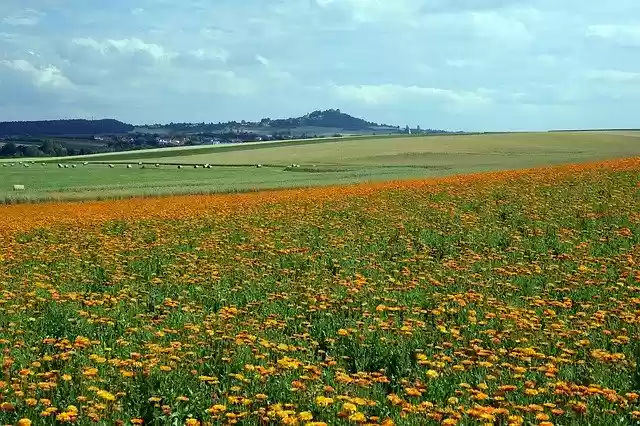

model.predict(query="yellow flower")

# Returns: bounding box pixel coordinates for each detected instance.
[315,396,334,407]
[426,369,439,378]
[348,412,366,422]
[299,411,313,421]
[208,404,227,414]
[82,367,98,377]
[96,390,116,402]
[338,329,349,336]
[17,419,32,426]
[185,419,201,426]
[342,402,357,413]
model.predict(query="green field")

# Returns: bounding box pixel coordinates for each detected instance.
[1,132,639,203]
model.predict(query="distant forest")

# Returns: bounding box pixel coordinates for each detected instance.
[0,119,134,137]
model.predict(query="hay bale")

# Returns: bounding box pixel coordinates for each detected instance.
[127,164,132,169]
[256,164,263,168]
[178,165,183,169]
[109,164,115,168]
[58,163,63,168]
[72,164,77,168]
[155,164,160,168]
[64,164,69,169]
[13,184,25,191]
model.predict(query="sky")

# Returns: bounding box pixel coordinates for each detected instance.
[1,1,639,131]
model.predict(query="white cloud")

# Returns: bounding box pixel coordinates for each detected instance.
[189,48,228,63]
[205,70,256,96]
[446,59,478,68]
[315,0,423,23]
[332,83,491,107]
[587,24,640,46]
[471,11,533,43]
[2,9,44,26]
[255,55,270,66]
[585,69,640,83]
[72,37,170,60]
[1,59,73,89]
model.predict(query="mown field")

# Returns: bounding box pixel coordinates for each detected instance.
[0,157,639,425]
[1,132,640,203]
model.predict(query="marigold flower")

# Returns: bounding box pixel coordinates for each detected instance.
[342,402,357,413]
[96,390,116,402]
[426,369,440,378]
[315,396,334,407]
[348,412,366,422]
[299,411,313,421]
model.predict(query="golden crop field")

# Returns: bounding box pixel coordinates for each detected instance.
[1,157,640,425]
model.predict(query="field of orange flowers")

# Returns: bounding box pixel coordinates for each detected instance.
[1,157,640,425]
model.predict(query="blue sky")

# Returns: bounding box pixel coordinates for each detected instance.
[1,1,639,131]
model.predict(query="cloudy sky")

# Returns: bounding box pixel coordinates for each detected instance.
[1,1,639,130]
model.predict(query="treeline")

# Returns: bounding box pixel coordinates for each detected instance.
[0,140,97,158]
[0,119,134,137]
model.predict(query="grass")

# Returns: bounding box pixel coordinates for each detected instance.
[1,131,640,203]
[0,163,445,204]
[0,158,639,425]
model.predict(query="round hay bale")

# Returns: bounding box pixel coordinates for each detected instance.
[178,165,183,169]
[58,163,63,168]
[256,164,263,168]
[72,164,77,168]
[109,164,115,168]
[127,164,132,169]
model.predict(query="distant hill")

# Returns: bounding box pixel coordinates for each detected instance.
[267,109,394,131]
[136,109,401,136]
[0,119,134,137]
